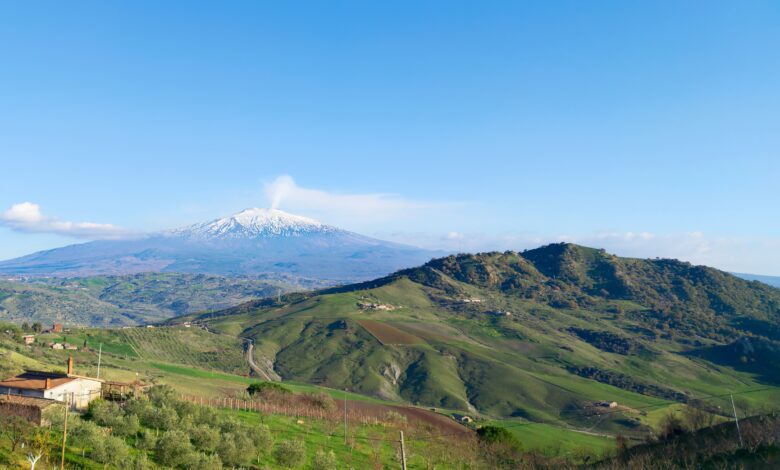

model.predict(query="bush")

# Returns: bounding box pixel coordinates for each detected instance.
[247,381,292,397]
[476,426,521,448]
[303,392,335,411]
[311,449,337,470]
[156,429,196,468]
[275,439,306,468]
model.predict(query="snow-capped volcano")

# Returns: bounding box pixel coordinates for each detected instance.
[0,208,438,281]
[173,208,337,239]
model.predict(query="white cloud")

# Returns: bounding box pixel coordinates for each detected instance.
[262,175,456,227]
[1,202,133,240]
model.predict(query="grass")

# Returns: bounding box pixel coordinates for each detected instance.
[493,419,615,460]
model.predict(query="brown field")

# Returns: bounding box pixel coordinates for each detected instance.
[357,320,422,345]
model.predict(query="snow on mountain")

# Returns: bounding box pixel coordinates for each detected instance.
[171,208,338,240]
[0,208,439,280]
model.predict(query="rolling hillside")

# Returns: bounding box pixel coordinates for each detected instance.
[0,272,304,327]
[182,243,780,435]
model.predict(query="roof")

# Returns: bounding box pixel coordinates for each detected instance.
[0,395,61,409]
[0,371,75,391]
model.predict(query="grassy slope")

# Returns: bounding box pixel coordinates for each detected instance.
[186,245,780,440]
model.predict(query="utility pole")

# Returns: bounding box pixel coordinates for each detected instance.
[60,394,70,469]
[730,394,743,447]
[343,389,347,444]
[399,431,407,470]
[96,343,103,379]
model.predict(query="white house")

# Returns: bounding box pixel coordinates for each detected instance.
[0,357,102,410]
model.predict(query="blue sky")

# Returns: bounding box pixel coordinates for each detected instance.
[1,1,779,274]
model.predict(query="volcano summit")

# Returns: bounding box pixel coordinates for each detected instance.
[0,209,437,282]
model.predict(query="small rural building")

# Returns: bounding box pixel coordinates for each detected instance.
[51,323,63,333]
[22,335,35,345]
[597,401,618,408]
[0,395,62,426]
[101,380,149,401]
[0,357,102,410]
[452,413,474,424]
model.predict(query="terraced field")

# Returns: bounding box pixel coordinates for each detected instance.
[120,326,247,374]
[357,319,422,344]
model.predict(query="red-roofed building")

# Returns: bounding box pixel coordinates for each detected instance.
[0,357,102,410]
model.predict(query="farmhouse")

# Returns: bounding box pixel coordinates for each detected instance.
[0,357,102,410]
[22,334,35,345]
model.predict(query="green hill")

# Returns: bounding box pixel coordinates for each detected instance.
[0,272,314,327]
[183,244,780,435]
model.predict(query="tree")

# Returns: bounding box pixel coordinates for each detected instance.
[251,423,274,460]
[31,322,42,333]
[114,414,141,437]
[275,439,306,468]
[191,452,223,470]
[657,413,687,441]
[191,424,220,453]
[135,428,158,450]
[156,429,195,468]
[0,414,30,452]
[217,432,255,468]
[91,435,130,466]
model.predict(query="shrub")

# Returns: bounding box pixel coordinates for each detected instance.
[275,439,306,468]
[476,426,521,448]
[303,392,335,411]
[247,381,292,397]
[311,449,338,470]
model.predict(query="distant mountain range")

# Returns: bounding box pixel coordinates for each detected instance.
[0,208,439,283]
[733,272,780,288]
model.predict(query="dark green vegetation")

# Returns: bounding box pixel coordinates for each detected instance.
[0,385,490,469]
[182,243,780,438]
[597,412,780,469]
[0,272,310,327]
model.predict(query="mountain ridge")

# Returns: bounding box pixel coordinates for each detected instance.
[178,243,780,433]
[0,208,438,281]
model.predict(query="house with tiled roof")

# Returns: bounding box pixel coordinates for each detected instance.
[0,357,102,410]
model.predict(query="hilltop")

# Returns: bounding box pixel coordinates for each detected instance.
[0,208,438,282]
[181,243,780,435]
